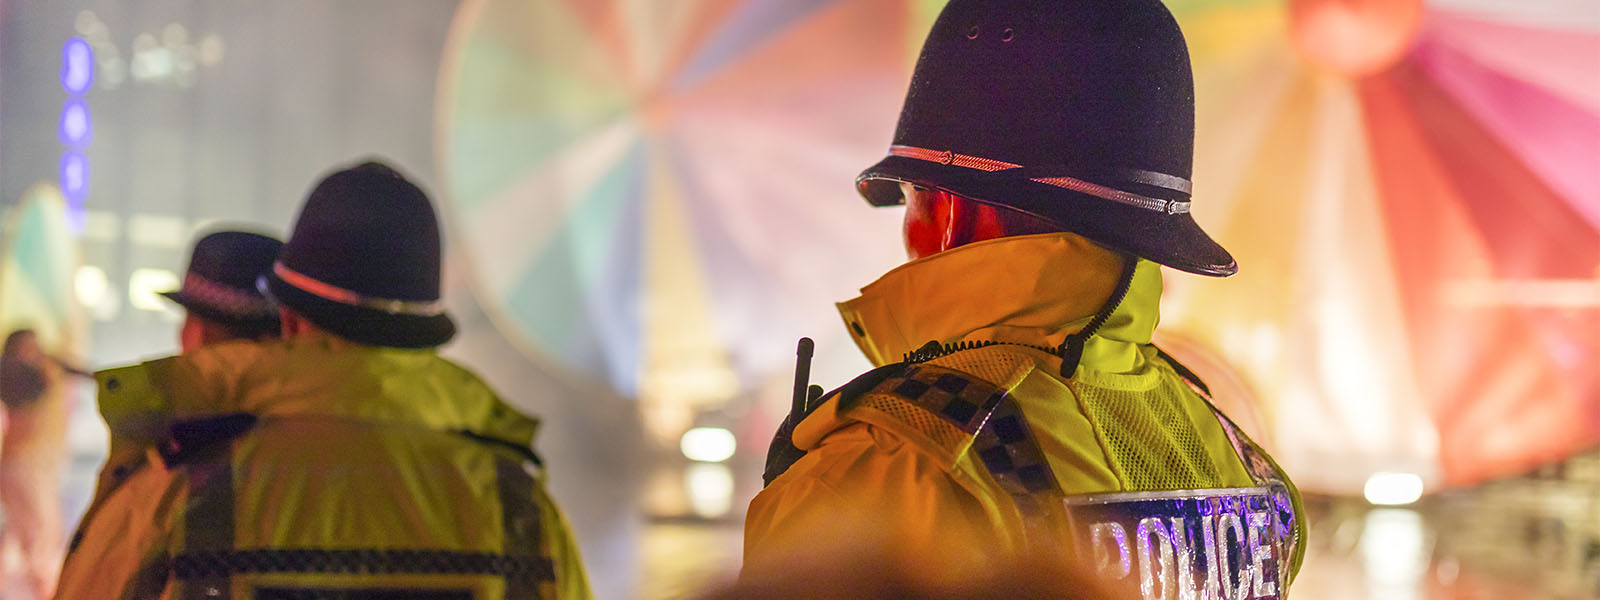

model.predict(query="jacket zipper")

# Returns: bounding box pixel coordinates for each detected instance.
[901,339,1060,364]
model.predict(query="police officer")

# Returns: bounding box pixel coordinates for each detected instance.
[745,1,1306,597]
[58,229,285,581]
[57,161,592,599]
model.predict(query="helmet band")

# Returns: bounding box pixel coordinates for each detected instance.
[887,145,1193,215]
[269,262,446,317]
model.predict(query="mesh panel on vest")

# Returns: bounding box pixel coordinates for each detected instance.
[860,394,971,453]
[926,346,1035,388]
[1071,376,1221,491]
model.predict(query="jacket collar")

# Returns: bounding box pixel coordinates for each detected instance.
[835,232,1163,375]
[95,337,539,450]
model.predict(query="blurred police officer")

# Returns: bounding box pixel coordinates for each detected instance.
[58,161,592,599]
[59,229,285,583]
[747,1,1306,597]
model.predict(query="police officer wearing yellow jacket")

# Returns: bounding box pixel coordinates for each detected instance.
[746,1,1305,597]
[57,161,591,599]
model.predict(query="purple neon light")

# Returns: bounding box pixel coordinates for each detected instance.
[61,37,94,94]
[59,151,88,200]
[59,151,89,233]
[58,99,91,146]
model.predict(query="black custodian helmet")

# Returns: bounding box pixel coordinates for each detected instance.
[857,0,1235,277]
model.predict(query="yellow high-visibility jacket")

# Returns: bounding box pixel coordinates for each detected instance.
[56,337,592,600]
[745,233,1305,597]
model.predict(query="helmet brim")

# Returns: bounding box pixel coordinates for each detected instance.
[260,273,455,349]
[159,289,281,332]
[858,155,1237,277]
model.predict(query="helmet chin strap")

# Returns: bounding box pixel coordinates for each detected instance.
[1057,254,1139,378]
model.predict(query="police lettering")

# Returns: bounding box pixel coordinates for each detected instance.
[1089,521,1132,578]
[1085,510,1280,600]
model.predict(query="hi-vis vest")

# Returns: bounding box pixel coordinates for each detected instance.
[55,340,593,600]
[763,349,1301,600]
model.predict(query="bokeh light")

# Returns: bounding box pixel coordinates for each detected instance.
[684,463,734,519]
[128,268,180,313]
[74,265,107,309]
[1363,472,1426,505]
[679,427,737,463]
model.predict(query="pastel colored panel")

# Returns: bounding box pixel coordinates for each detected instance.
[505,142,648,391]
[1427,0,1600,32]
[1165,74,1444,492]
[1419,12,1600,112]
[463,119,640,303]
[1279,78,1438,489]
[674,0,838,91]
[1388,61,1598,280]
[665,0,917,382]
[444,2,634,211]
[552,0,635,83]
[1359,66,1597,485]
[1412,36,1600,231]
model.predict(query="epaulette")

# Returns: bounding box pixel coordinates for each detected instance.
[854,363,1010,435]
[854,363,1066,519]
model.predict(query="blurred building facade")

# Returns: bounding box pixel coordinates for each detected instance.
[1,0,453,363]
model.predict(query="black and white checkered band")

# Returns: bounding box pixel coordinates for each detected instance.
[887,145,1193,215]
[861,364,1066,522]
[171,549,555,581]
[174,273,277,319]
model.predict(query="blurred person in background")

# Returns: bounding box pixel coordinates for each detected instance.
[56,161,591,599]
[0,329,86,599]
[749,0,1305,597]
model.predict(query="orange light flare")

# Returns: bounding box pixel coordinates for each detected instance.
[1289,0,1425,77]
